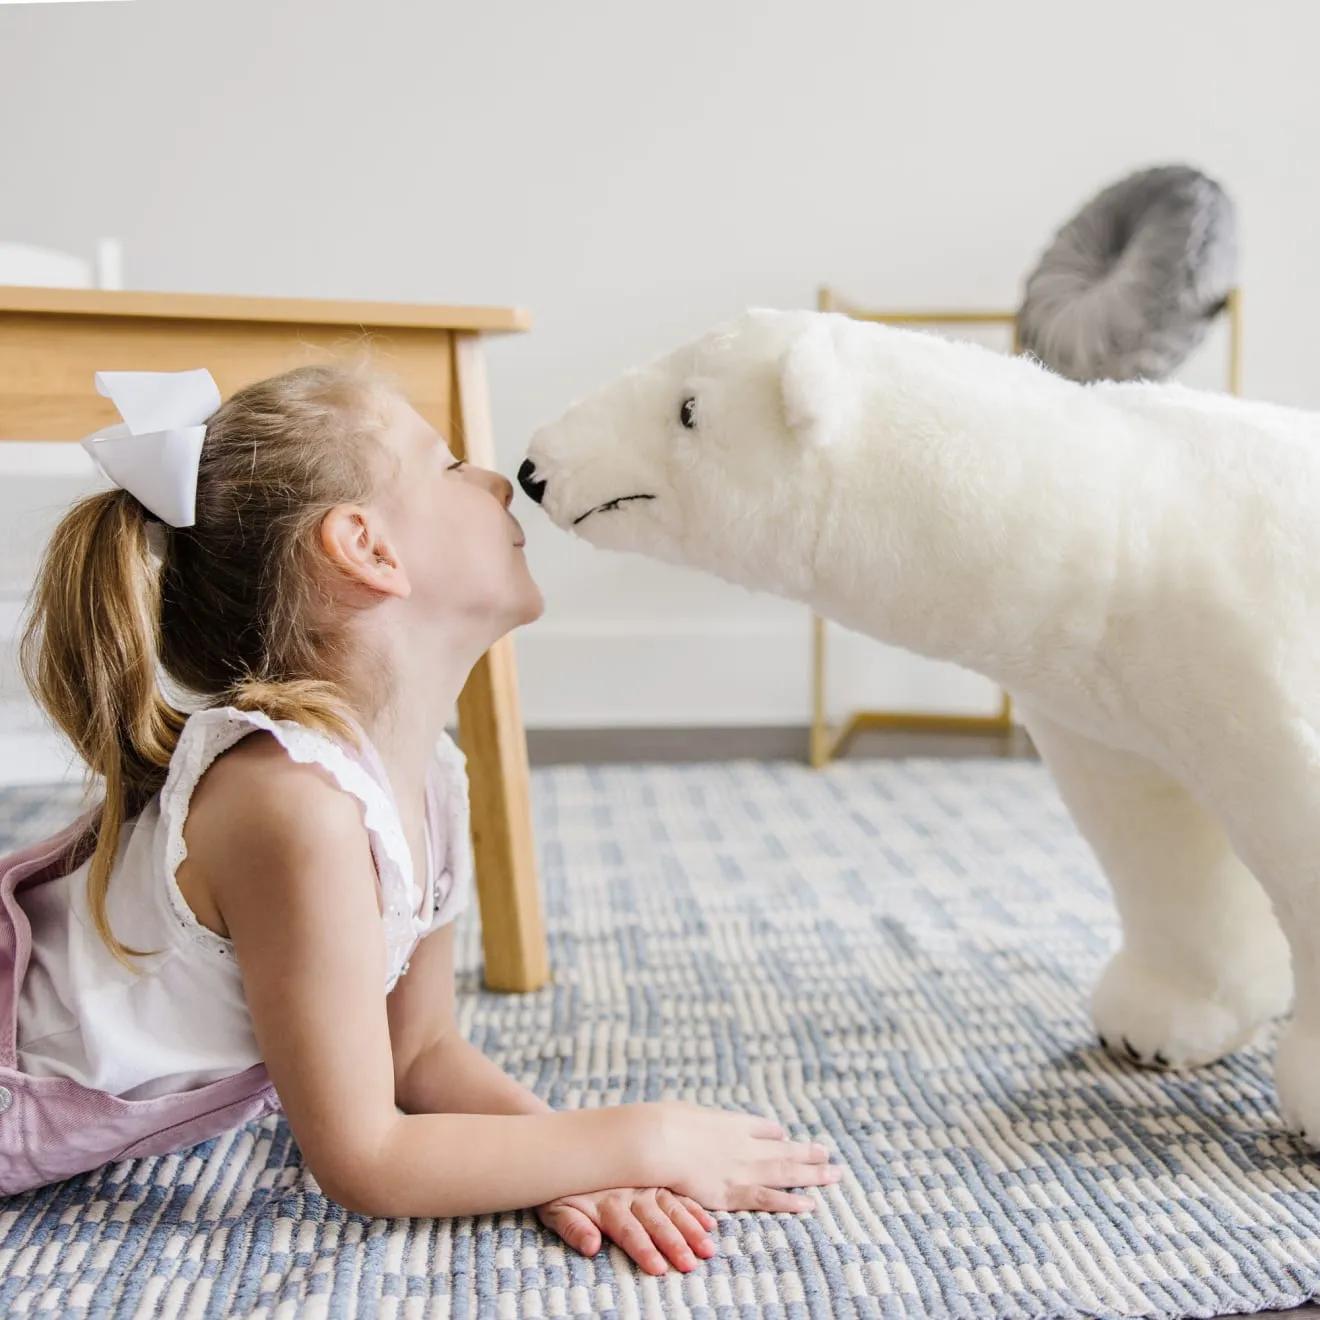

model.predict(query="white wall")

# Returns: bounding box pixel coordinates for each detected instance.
[2,0,1317,769]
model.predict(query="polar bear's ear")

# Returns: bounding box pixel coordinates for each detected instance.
[779,318,849,447]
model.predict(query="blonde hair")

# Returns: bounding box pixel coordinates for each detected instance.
[21,363,394,965]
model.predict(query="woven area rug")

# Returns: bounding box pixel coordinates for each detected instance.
[2,759,1319,1320]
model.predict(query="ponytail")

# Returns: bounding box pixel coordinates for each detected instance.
[20,491,185,966]
[228,676,357,743]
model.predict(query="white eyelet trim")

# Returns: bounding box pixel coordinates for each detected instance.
[428,733,474,931]
[158,707,433,987]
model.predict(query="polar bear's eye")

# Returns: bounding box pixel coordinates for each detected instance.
[679,397,697,429]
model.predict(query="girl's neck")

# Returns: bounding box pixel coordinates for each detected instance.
[349,624,486,815]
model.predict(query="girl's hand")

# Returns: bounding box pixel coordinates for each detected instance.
[537,1188,717,1275]
[648,1103,841,1212]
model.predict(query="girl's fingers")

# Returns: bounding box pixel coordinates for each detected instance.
[634,1194,699,1271]
[764,1189,820,1214]
[747,1117,787,1140]
[804,1161,843,1186]
[541,1203,602,1257]
[751,1141,835,1180]
[768,1140,831,1164]
[730,1185,819,1215]
[599,1200,667,1276]
[677,1194,717,1235]
[656,1190,717,1259]
[764,1160,842,1189]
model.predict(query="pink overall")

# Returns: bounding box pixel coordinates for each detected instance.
[0,817,278,1196]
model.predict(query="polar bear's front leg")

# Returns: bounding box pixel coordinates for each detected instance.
[1021,709,1292,1068]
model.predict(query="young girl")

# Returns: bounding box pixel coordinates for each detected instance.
[0,364,838,1274]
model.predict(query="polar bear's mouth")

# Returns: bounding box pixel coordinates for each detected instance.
[572,493,657,527]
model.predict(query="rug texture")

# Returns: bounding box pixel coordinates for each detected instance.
[1,760,1318,1320]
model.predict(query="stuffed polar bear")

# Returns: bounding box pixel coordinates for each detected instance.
[520,307,1320,1137]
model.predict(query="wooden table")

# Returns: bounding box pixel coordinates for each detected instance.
[0,285,549,992]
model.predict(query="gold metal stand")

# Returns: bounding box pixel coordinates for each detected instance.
[1225,286,1243,395]
[808,284,1244,768]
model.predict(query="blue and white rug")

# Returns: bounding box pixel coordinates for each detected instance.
[2,759,1318,1320]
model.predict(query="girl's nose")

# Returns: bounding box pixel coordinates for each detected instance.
[472,464,514,508]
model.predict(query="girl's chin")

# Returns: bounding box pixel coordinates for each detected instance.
[518,586,547,627]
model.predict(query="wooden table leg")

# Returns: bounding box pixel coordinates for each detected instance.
[451,333,549,992]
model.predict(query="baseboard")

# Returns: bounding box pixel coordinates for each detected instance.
[526,725,810,764]
[525,724,1035,765]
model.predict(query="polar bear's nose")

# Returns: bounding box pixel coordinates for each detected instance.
[517,459,547,505]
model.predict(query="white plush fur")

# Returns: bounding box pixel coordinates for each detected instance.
[523,308,1320,1135]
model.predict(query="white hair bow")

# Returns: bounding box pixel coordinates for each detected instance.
[80,369,221,528]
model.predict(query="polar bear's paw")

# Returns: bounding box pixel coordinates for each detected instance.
[1273,1022,1320,1144]
[1091,950,1291,1070]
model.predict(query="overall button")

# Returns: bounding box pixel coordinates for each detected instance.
[0,1086,12,1114]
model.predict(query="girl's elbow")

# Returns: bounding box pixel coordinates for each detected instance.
[305,1132,400,1219]
[314,1158,385,1217]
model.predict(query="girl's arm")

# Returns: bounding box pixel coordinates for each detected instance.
[386,923,551,1118]
[187,739,649,1216]
[183,738,836,1221]
[388,925,717,1275]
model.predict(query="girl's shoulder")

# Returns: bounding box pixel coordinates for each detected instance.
[164,707,374,941]
[166,705,395,854]
[168,706,349,792]
[179,723,373,896]
[177,710,356,823]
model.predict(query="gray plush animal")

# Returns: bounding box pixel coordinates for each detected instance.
[1017,164,1237,383]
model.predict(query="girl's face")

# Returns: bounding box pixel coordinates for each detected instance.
[375,393,544,638]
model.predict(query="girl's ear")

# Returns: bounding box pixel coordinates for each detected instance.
[320,505,411,600]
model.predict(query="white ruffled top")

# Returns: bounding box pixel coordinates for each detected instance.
[15,706,472,1100]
